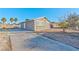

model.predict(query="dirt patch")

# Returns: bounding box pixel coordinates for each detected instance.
[0,33,12,51]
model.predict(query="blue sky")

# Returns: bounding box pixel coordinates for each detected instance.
[0,8,79,23]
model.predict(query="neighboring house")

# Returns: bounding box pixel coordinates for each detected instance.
[20,17,50,31]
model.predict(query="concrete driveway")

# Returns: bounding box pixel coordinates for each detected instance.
[10,32,78,51]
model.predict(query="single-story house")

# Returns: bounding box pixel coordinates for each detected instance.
[20,17,50,31]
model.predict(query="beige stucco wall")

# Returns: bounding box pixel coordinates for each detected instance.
[0,24,19,29]
[34,17,50,31]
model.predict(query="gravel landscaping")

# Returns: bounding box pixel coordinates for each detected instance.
[0,33,12,51]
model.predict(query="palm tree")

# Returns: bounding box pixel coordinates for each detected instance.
[1,17,6,24]
[25,19,29,22]
[1,17,7,29]
[14,18,18,24]
[10,18,14,24]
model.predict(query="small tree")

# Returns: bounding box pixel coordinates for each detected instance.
[58,21,69,32]
[59,12,79,30]
[67,12,79,30]
[75,20,79,30]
